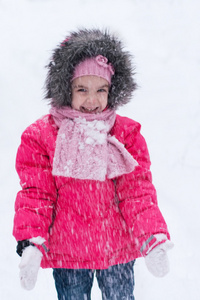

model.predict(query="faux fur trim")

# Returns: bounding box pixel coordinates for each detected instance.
[44,28,137,109]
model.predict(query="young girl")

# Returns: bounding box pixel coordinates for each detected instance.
[13,28,173,300]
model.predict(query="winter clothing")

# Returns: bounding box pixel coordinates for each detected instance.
[45,28,137,109]
[16,240,35,257]
[50,107,138,181]
[53,260,135,300]
[13,28,172,298]
[145,240,174,277]
[13,113,170,270]
[72,55,115,84]
[19,245,42,290]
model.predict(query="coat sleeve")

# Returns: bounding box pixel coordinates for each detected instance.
[115,121,170,254]
[13,120,57,252]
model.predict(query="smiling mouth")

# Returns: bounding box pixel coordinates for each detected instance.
[80,107,100,113]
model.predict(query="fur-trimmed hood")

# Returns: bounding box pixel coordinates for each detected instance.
[45,28,137,109]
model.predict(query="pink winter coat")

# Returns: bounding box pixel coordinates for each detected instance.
[13,113,170,269]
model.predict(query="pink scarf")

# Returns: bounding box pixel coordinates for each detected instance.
[50,107,138,181]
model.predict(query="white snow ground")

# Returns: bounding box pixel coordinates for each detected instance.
[1,0,200,299]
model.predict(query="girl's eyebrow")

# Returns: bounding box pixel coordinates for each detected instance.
[72,85,87,89]
[99,84,109,89]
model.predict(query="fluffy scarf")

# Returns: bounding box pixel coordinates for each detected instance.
[50,107,138,181]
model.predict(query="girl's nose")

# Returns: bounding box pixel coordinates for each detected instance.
[86,93,98,106]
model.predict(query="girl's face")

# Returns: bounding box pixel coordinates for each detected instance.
[71,75,109,113]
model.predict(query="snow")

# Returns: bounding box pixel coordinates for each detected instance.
[75,119,107,145]
[1,0,200,299]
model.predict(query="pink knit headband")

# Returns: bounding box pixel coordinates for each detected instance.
[72,55,115,85]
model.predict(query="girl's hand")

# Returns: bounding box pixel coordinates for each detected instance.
[144,240,174,277]
[19,245,43,290]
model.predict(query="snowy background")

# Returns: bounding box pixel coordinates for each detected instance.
[1,0,200,299]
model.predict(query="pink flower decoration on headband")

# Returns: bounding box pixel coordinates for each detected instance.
[96,55,108,65]
[96,55,115,75]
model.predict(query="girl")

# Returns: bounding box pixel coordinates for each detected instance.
[13,28,173,300]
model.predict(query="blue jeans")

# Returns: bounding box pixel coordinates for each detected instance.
[53,260,135,300]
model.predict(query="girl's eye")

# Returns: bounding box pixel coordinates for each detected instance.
[98,89,107,93]
[78,88,87,92]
